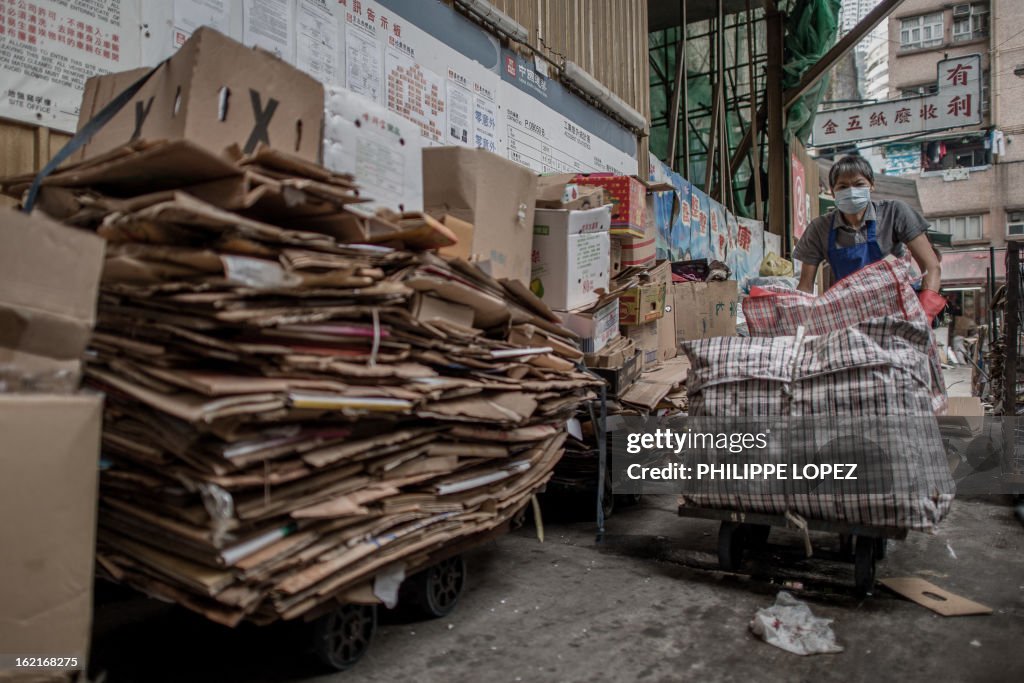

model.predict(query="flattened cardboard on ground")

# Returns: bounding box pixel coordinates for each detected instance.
[423,147,537,285]
[0,394,103,671]
[879,578,993,616]
[0,208,105,377]
[77,27,324,163]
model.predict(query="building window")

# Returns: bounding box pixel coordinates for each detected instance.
[1008,210,1024,238]
[901,12,944,49]
[900,84,939,98]
[921,136,991,171]
[953,3,989,42]
[933,215,984,242]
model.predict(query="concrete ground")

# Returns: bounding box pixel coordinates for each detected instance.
[89,494,1024,683]
[87,325,1023,682]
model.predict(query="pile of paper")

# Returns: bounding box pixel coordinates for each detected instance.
[3,141,599,627]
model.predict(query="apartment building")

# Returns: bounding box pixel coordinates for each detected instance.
[887,0,1024,252]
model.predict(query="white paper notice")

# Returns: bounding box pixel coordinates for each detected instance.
[473,88,498,155]
[0,0,140,132]
[243,0,293,63]
[345,22,381,103]
[385,46,445,143]
[446,69,472,147]
[296,0,338,84]
[172,0,229,49]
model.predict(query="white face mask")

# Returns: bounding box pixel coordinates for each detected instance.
[835,187,871,214]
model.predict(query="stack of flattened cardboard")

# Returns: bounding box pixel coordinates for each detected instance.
[2,142,599,628]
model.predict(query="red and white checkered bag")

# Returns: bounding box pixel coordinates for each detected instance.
[742,258,947,414]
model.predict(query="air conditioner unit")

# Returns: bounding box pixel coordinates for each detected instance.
[1008,222,1024,237]
[953,4,971,17]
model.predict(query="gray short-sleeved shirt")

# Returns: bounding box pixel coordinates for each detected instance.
[793,199,930,267]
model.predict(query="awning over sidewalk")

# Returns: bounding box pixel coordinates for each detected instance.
[940,248,1006,286]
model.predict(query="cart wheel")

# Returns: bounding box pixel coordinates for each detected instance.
[311,604,377,671]
[874,537,888,560]
[402,555,466,619]
[718,522,746,571]
[854,536,877,597]
[744,524,771,549]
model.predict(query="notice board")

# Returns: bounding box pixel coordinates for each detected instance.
[0,0,637,175]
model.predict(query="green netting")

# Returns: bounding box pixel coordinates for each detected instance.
[782,0,841,142]
[647,0,839,217]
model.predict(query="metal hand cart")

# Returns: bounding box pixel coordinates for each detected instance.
[676,505,908,597]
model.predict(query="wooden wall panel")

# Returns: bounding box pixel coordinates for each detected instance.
[496,0,650,121]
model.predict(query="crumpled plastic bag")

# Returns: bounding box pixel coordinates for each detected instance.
[760,252,794,277]
[749,592,844,655]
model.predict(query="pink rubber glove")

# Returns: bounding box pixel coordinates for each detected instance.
[918,289,946,323]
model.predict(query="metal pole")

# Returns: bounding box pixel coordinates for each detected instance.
[667,0,687,172]
[1006,246,1020,416]
[765,9,786,240]
[681,0,689,179]
[717,0,731,209]
[746,0,763,220]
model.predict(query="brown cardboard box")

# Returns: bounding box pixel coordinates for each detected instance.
[535,174,605,210]
[559,298,619,354]
[0,208,105,676]
[0,208,105,379]
[654,261,677,361]
[619,281,666,326]
[424,147,538,285]
[626,320,659,369]
[619,261,671,326]
[0,394,103,672]
[673,280,738,342]
[76,27,324,163]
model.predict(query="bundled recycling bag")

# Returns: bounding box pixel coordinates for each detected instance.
[742,258,947,414]
[681,318,954,531]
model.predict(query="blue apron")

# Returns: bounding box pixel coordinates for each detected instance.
[826,212,884,281]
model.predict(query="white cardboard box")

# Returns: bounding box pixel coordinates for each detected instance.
[559,298,620,354]
[531,206,611,312]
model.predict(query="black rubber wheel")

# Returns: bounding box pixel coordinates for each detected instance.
[311,604,377,671]
[854,536,877,597]
[744,524,771,549]
[717,522,746,571]
[402,555,466,619]
[874,537,888,560]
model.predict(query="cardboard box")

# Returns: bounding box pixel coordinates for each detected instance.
[424,147,538,285]
[619,261,671,326]
[559,298,619,354]
[573,174,677,241]
[673,280,738,342]
[952,315,977,338]
[0,394,103,673]
[0,209,105,379]
[536,174,605,210]
[324,86,424,213]
[626,320,659,368]
[531,207,611,312]
[654,262,677,362]
[77,27,324,163]
[592,350,642,395]
[574,174,647,238]
[584,336,635,369]
[620,282,667,327]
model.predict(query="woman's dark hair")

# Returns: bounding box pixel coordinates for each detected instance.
[829,154,875,189]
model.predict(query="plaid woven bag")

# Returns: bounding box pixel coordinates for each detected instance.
[741,258,948,414]
[681,318,954,531]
